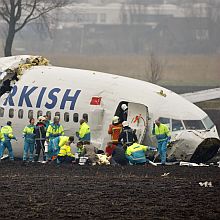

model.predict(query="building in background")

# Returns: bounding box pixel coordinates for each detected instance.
[1,0,220,55]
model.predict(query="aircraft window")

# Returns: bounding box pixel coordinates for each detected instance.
[183,120,205,130]
[28,110,33,119]
[55,112,60,119]
[172,119,184,131]
[37,110,43,118]
[46,111,51,120]
[9,108,14,118]
[0,107,4,117]
[64,112,69,122]
[18,109,23,119]
[203,116,214,129]
[73,113,79,123]
[83,113,88,122]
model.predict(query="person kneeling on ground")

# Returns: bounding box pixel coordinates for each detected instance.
[108,142,128,166]
[125,142,156,165]
[48,136,74,161]
[57,140,75,164]
[77,141,98,165]
[105,142,116,157]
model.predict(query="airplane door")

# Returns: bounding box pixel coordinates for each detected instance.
[89,106,105,147]
[127,103,149,144]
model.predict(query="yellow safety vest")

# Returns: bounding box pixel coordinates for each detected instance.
[1,126,14,140]
[153,123,171,142]
[0,132,5,142]
[23,125,35,135]
[79,122,90,138]
[58,145,74,157]
[58,136,69,147]
[46,123,64,139]
[126,143,148,156]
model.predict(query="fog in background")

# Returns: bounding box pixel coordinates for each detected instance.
[0,0,220,85]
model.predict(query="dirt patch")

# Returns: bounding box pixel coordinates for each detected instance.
[0,161,219,220]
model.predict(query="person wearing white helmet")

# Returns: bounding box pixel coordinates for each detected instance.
[118,121,137,147]
[120,104,128,122]
[34,116,47,161]
[108,116,122,145]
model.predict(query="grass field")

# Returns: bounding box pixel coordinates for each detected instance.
[0,44,220,86]
[45,54,220,86]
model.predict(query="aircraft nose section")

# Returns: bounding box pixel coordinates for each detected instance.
[190,138,220,163]
[167,130,220,163]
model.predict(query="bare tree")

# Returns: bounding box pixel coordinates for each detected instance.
[120,0,148,25]
[0,0,70,56]
[145,51,164,84]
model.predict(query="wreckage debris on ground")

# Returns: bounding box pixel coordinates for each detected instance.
[0,161,219,220]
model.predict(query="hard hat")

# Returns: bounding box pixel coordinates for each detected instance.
[7,121,12,126]
[121,104,128,111]
[112,116,119,124]
[122,121,129,127]
[38,116,46,121]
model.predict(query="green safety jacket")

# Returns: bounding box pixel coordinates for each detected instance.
[0,132,5,142]
[46,123,64,140]
[78,122,90,141]
[1,126,15,141]
[23,124,35,143]
[58,136,70,147]
[152,123,171,142]
[58,145,74,157]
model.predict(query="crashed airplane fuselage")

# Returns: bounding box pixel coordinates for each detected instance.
[0,55,219,162]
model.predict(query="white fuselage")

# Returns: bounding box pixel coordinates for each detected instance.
[0,57,219,157]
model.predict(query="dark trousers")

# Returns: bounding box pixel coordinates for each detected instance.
[34,140,45,161]
[57,156,74,164]
[110,157,128,166]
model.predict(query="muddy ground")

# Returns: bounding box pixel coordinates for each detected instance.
[0,161,219,220]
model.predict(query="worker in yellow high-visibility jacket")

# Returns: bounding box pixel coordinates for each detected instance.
[23,118,36,162]
[76,119,90,142]
[152,119,171,165]
[125,143,149,165]
[0,121,17,160]
[49,136,74,160]
[57,140,75,164]
[46,116,64,160]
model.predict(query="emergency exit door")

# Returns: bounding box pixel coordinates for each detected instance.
[127,103,149,144]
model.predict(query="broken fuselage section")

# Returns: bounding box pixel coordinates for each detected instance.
[0,55,49,98]
[166,128,220,163]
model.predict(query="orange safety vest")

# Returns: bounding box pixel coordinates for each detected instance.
[108,124,122,143]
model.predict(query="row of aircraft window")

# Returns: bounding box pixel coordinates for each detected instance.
[0,107,89,123]
[159,116,214,131]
